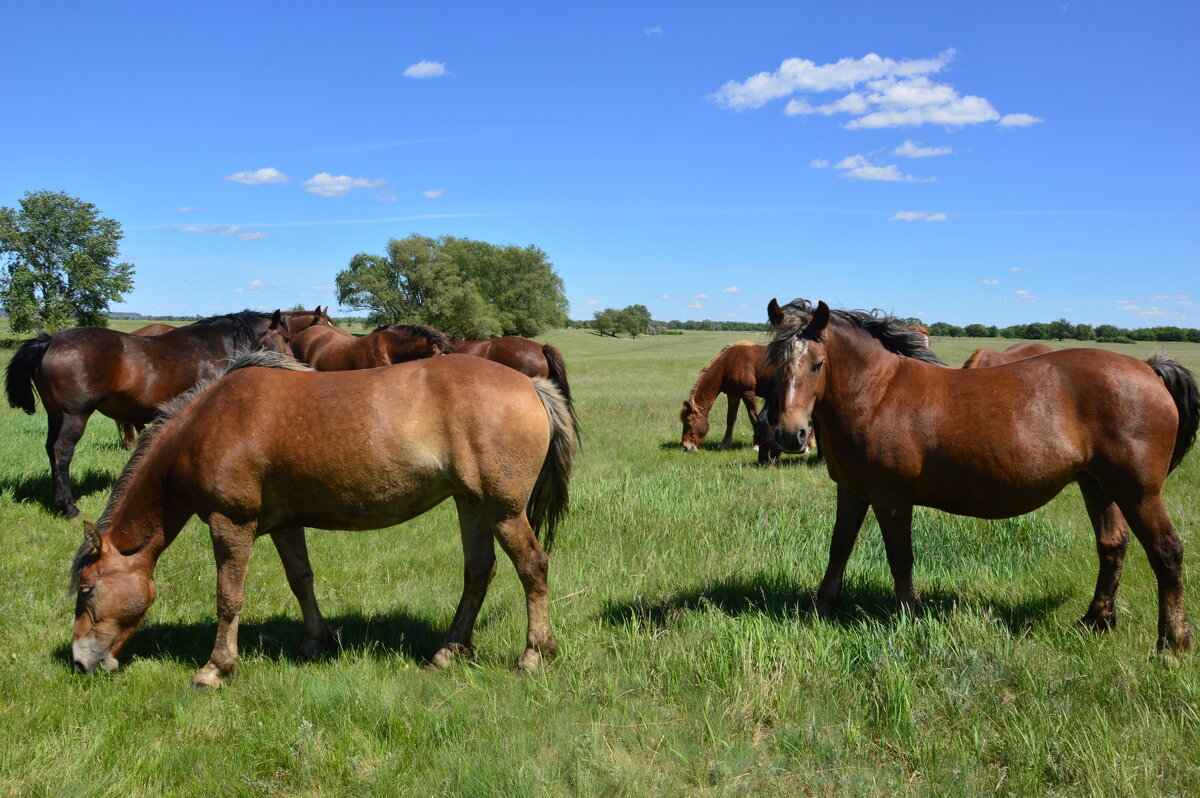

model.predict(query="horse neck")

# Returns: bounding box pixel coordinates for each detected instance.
[102,436,189,565]
[294,325,340,359]
[819,323,903,419]
[689,357,727,411]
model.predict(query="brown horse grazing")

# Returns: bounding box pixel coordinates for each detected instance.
[453,336,573,408]
[962,341,1054,369]
[679,342,772,452]
[5,310,292,518]
[289,310,452,370]
[69,351,578,686]
[765,297,1198,656]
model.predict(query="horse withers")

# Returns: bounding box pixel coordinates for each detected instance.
[764,297,1198,656]
[69,352,578,687]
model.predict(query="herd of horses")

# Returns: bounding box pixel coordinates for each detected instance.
[3,296,1197,685]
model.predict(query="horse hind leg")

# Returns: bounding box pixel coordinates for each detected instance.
[47,410,89,519]
[269,527,335,660]
[430,499,499,669]
[1077,478,1130,632]
[1116,493,1193,657]
[494,512,557,672]
[718,393,739,450]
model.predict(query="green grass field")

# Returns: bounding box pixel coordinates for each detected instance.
[1,322,1197,796]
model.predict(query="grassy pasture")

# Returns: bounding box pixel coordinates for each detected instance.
[0,321,1197,796]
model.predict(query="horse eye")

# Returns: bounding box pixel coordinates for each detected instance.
[79,585,94,596]
[811,360,825,372]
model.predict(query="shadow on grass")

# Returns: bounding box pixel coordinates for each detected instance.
[600,572,1070,637]
[1,467,116,514]
[657,440,756,453]
[53,609,446,670]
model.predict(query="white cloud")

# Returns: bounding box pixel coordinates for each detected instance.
[724,313,738,318]
[1062,308,1075,314]
[1009,266,1030,272]
[925,212,948,222]
[739,303,749,309]
[423,188,445,199]
[721,286,741,293]
[688,302,703,309]
[893,140,953,158]
[981,279,1000,285]
[173,206,201,213]
[403,61,446,79]
[710,49,1036,130]
[660,294,672,300]
[303,172,389,198]
[823,154,935,182]
[164,224,268,241]
[224,167,290,185]
[586,299,599,305]
[695,293,708,299]
[999,113,1043,127]
[889,210,949,221]
[1152,294,1188,300]
[644,25,663,36]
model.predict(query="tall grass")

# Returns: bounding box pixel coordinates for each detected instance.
[0,323,1196,796]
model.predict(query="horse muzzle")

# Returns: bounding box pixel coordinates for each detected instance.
[774,428,810,454]
[72,638,118,675]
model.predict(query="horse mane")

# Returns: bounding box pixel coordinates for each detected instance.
[766,299,947,374]
[186,310,273,350]
[962,348,988,369]
[372,324,456,353]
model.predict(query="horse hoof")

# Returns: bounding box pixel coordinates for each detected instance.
[517,649,542,673]
[61,504,80,520]
[191,664,231,690]
[298,635,335,661]
[1078,612,1118,633]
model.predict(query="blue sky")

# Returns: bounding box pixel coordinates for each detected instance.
[2,1,1196,327]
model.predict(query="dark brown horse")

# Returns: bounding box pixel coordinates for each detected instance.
[289,310,452,370]
[453,336,573,408]
[115,323,179,448]
[764,298,1198,656]
[5,310,292,518]
[963,341,1054,369]
[679,342,773,452]
[69,351,578,686]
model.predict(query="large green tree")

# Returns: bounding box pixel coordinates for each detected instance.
[335,235,502,338]
[335,234,568,339]
[0,190,135,332]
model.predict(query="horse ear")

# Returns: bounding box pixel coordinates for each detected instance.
[270,309,283,327]
[82,520,102,554]
[767,298,785,328]
[805,301,831,337]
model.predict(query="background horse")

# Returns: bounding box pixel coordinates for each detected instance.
[289,309,452,370]
[5,310,291,518]
[765,297,1198,656]
[679,342,772,453]
[116,323,179,448]
[962,341,1054,369]
[69,351,578,687]
[453,336,573,408]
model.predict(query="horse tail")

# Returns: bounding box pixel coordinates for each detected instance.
[1148,353,1199,472]
[5,333,52,414]
[527,377,579,554]
[541,343,573,408]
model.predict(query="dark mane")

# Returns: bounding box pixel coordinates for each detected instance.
[372,324,456,353]
[71,351,312,590]
[766,298,947,373]
[186,310,273,350]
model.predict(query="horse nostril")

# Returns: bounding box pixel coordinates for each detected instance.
[73,659,88,674]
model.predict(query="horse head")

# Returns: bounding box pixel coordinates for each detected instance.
[71,521,157,674]
[765,298,830,454]
[679,399,708,452]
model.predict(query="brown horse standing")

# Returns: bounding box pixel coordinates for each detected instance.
[679,342,773,452]
[289,309,452,370]
[5,310,291,518]
[69,351,578,687]
[453,336,573,408]
[963,341,1053,369]
[765,298,1198,656]
[116,323,179,448]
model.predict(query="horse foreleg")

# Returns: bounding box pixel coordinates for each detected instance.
[48,411,89,519]
[494,513,557,672]
[1078,478,1129,632]
[1118,494,1193,657]
[815,486,870,617]
[116,420,137,450]
[431,500,499,669]
[193,515,256,689]
[717,393,739,450]
[269,526,335,660]
[872,501,920,616]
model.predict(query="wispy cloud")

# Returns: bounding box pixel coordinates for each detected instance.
[303,173,390,199]
[890,210,948,222]
[224,167,289,185]
[721,286,742,293]
[981,279,1000,285]
[1009,266,1030,272]
[710,50,1038,130]
[644,25,663,36]
[688,301,703,309]
[403,60,447,79]
[660,294,672,300]
[164,224,269,241]
[893,140,953,158]
[815,154,935,182]
[423,188,445,199]
[695,293,709,299]
[173,206,201,214]
[586,299,599,305]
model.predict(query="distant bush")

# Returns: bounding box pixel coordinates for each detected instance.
[1098,336,1136,344]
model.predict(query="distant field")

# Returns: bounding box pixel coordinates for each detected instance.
[0,325,1197,795]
